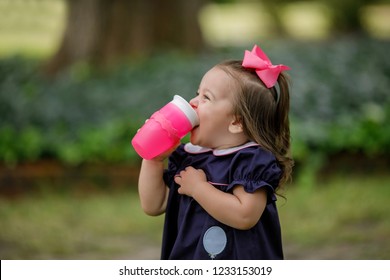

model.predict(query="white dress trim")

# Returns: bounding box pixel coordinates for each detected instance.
[184,141,259,156]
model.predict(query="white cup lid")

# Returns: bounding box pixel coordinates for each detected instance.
[171,95,199,127]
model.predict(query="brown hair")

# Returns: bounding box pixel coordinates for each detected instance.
[217,60,293,190]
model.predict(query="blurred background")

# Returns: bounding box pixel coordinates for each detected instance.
[0,0,389,259]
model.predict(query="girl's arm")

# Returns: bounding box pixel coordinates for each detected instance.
[138,159,169,216]
[137,142,180,216]
[174,166,267,230]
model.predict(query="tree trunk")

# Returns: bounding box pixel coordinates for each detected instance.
[44,0,206,75]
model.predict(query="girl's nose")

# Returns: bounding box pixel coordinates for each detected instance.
[189,96,198,109]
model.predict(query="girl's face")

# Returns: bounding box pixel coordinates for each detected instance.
[189,66,246,149]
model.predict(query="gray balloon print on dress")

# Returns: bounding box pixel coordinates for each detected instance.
[203,226,227,259]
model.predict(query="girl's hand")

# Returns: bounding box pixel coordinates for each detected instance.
[174,166,207,197]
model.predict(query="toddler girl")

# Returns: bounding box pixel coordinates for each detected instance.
[138,45,293,259]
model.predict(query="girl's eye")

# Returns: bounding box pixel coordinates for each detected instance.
[196,91,210,101]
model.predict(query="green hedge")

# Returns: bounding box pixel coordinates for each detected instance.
[0,37,389,165]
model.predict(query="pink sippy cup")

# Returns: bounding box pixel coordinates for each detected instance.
[131,95,199,160]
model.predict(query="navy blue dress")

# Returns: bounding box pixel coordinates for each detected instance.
[161,142,284,260]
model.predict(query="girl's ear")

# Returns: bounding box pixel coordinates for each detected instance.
[228,117,244,134]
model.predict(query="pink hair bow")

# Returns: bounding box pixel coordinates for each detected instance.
[242,45,290,88]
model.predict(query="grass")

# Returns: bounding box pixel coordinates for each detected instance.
[279,174,390,259]
[0,173,389,260]
[0,188,164,259]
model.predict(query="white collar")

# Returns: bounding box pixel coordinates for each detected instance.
[184,141,259,156]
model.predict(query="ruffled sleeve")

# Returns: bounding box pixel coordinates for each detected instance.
[226,147,282,200]
[163,144,187,188]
